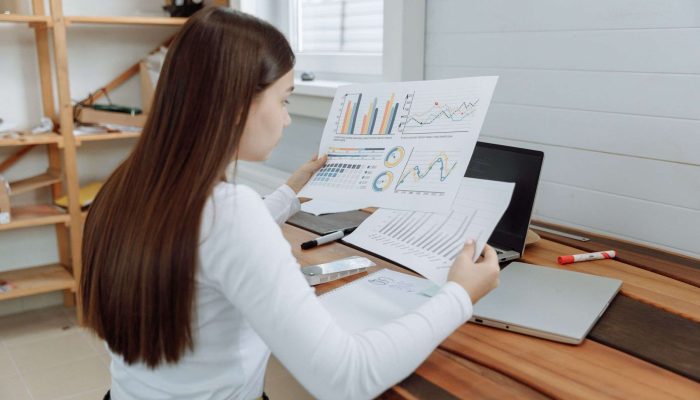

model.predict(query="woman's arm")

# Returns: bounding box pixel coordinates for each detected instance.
[202,185,473,400]
[263,184,300,224]
[262,154,327,224]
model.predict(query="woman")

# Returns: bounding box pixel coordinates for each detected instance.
[81,7,500,400]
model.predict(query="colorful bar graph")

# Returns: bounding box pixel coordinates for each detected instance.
[361,97,377,134]
[348,94,362,134]
[337,92,398,135]
[378,94,395,134]
[368,106,378,134]
[385,102,398,134]
[341,101,353,133]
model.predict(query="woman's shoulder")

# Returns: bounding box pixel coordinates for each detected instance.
[202,182,270,231]
[211,181,261,204]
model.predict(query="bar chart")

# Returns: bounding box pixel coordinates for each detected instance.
[336,92,400,135]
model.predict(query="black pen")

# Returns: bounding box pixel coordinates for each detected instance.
[301,227,357,250]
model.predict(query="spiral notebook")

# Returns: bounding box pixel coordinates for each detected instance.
[319,268,437,333]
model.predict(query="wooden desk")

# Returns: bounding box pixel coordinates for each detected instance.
[282,223,700,399]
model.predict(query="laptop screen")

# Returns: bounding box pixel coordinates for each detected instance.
[465,142,544,254]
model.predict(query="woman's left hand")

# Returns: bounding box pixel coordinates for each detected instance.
[286,154,328,194]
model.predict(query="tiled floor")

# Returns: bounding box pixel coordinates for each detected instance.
[0,306,313,400]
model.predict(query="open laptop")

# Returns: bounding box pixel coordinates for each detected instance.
[465,141,544,263]
[465,142,620,344]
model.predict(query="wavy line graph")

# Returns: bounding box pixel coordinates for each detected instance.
[405,100,478,127]
[395,150,460,194]
[400,93,480,134]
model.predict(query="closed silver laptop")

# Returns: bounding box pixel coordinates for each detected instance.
[471,262,622,344]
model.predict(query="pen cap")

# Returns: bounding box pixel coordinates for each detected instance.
[557,255,575,265]
[301,241,316,250]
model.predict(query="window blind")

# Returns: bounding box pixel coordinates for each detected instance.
[297,0,383,54]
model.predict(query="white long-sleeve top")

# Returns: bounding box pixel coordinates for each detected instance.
[109,182,473,400]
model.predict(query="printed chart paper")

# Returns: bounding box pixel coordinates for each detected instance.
[344,178,514,284]
[320,269,434,333]
[300,199,370,216]
[298,77,498,212]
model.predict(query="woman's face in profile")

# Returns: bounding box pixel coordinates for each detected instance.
[238,70,294,161]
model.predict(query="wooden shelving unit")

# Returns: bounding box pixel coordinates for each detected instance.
[0,205,69,231]
[0,0,198,320]
[0,14,51,25]
[2,0,233,321]
[9,170,62,195]
[0,133,63,147]
[0,0,77,313]
[65,16,187,26]
[75,131,141,144]
[0,264,75,301]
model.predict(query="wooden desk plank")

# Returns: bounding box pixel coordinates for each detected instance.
[589,295,700,382]
[532,220,700,288]
[283,224,700,399]
[408,350,551,400]
[522,240,700,323]
[442,324,700,400]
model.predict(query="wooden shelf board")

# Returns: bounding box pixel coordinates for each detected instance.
[75,131,141,144]
[0,133,63,147]
[0,204,69,231]
[9,171,61,196]
[0,264,74,301]
[0,14,50,24]
[66,16,187,26]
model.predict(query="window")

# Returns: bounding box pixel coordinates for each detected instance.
[289,0,384,80]
[240,0,424,105]
[293,0,383,54]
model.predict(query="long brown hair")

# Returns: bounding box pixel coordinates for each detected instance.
[80,7,294,368]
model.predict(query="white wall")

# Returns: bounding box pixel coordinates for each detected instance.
[425,0,700,258]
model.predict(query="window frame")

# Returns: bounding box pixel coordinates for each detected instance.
[240,0,425,84]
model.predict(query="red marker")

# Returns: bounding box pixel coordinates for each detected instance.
[557,250,616,265]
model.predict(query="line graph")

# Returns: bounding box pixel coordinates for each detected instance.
[398,91,481,135]
[395,149,461,195]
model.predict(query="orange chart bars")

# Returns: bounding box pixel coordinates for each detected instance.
[383,99,399,135]
[361,97,378,134]
[339,93,362,134]
[360,94,400,135]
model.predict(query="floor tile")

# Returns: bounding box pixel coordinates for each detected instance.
[8,330,98,374]
[81,329,108,356]
[22,355,110,400]
[0,374,31,400]
[0,306,74,347]
[0,344,18,379]
[57,386,110,400]
[264,357,314,400]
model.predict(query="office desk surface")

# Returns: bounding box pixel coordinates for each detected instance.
[281,223,700,399]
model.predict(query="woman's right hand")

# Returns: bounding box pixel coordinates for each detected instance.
[447,240,500,304]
